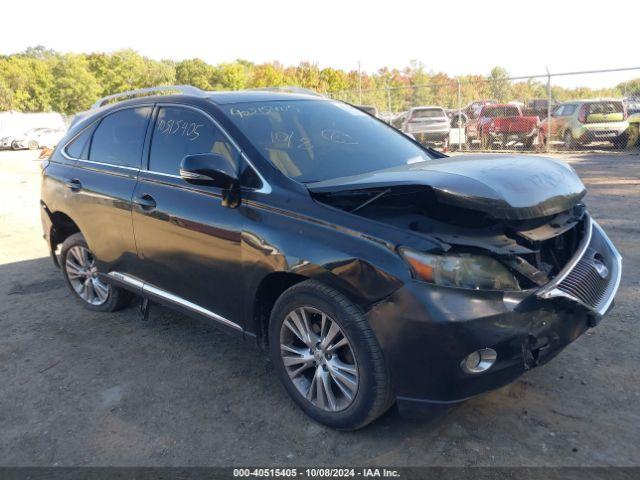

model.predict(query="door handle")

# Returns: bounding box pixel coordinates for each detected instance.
[134,194,157,210]
[64,178,82,191]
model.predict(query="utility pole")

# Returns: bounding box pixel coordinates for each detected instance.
[545,66,552,153]
[457,79,462,150]
[358,61,362,105]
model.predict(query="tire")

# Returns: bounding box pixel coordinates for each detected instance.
[10,141,20,151]
[465,129,474,149]
[563,130,576,150]
[480,133,491,150]
[523,136,535,149]
[612,133,628,150]
[60,232,133,312]
[269,280,394,430]
[27,140,39,150]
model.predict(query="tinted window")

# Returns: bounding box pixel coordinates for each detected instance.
[411,108,446,119]
[563,105,577,115]
[149,107,240,176]
[482,106,520,118]
[89,107,151,168]
[224,100,434,183]
[65,124,96,159]
[552,106,564,116]
[586,101,623,114]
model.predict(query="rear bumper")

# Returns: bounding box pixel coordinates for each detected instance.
[367,215,621,406]
[412,131,450,142]
[575,123,629,142]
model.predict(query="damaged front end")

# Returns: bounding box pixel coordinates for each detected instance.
[308,155,622,408]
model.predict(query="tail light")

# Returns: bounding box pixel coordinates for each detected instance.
[623,104,628,120]
[578,104,588,123]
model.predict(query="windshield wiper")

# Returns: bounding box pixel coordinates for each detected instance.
[350,188,392,213]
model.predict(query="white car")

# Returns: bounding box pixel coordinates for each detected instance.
[11,127,67,150]
[392,106,450,145]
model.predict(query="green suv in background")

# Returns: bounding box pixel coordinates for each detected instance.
[539,99,629,149]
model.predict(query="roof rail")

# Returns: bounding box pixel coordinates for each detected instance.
[247,86,325,97]
[91,85,206,109]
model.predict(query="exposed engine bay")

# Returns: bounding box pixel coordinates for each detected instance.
[312,185,587,290]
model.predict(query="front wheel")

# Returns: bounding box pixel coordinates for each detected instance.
[269,280,393,430]
[60,233,133,312]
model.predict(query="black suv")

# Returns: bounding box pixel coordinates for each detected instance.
[41,86,622,430]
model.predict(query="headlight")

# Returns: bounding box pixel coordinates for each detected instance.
[399,248,520,291]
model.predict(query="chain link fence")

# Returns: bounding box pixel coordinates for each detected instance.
[327,67,640,153]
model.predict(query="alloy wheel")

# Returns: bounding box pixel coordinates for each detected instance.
[65,245,110,306]
[279,306,359,412]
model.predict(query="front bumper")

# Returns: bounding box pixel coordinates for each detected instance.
[367,216,621,408]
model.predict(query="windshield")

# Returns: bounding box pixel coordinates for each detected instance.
[223,100,434,182]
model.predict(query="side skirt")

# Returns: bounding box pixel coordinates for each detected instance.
[102,271,246,336]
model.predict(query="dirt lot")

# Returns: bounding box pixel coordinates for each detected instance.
[0,149,639,467]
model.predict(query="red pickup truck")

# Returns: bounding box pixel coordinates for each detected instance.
[466,104,539,149]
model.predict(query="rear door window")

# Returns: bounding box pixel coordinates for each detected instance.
[65,123,97,160]
[89,107,151,168]
[587,102,623,115]
[148,106,240,176]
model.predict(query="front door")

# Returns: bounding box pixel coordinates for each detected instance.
[131,105,246,330]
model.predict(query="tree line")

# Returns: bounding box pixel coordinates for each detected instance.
[1,46,637,115]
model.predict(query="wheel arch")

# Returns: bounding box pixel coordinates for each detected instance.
[47,210,82,265]
[249,258,404,349]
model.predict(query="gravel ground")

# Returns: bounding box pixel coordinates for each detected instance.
[0,149,638,467]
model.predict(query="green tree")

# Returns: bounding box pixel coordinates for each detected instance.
[50,54,100,113]
[488,66,511,102]
[175,59,215,90]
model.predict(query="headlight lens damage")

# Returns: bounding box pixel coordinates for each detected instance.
[400,248,520,291]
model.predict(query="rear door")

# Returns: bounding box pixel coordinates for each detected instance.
[61,106,151,274]
[130,104,247,330]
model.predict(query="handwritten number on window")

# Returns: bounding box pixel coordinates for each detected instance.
[157,119,203,141]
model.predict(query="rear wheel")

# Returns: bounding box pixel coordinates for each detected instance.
[10,140,20,150]
[612,133,628,150]
[480,133,491,150]
[61,233,133,312]
[523,136,535,149]
[563,130,576,150]
[27,140,39,150]
[269,280,393,430]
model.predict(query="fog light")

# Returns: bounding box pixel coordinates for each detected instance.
[461,348,497,374]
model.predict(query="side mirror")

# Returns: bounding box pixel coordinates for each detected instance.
[179,153,240,208]
[179,153,238,189]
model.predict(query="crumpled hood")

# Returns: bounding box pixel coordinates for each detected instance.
[307,154,586,220]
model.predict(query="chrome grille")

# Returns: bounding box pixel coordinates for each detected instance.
[538,215,622,316]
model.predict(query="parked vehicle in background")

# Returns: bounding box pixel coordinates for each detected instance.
[623,97,640,116]
[11,127,67,150]
[447,111,468,149]
[353,105,379,117]
[627,113,640,146]
[465,100,497,119]
[378,111,395,124]
[466,104,539,149]
[524,99,556,121]
[539,100,629,149]
[0,111,66,149]
[394,106,450,146]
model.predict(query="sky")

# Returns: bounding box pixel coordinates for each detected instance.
[2,0,639,89]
